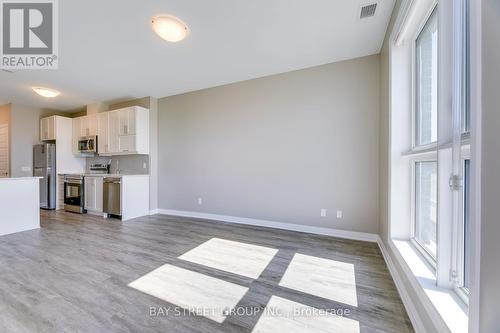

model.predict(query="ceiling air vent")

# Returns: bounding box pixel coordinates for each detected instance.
[360,3,377,18]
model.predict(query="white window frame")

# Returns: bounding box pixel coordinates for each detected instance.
[408,1,439,267]
[388,0,481,330]
[449,0,471,303]
[411,2,439,151]
[454,144,471,305]
[410,154,438,268]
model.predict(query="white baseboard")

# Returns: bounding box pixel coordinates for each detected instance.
[155,209,378,242]
[377,237,426,333]
[149,208,160,215]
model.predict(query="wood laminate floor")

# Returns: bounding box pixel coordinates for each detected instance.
[0,211,414,333]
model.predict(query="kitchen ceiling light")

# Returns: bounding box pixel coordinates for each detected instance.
[32,87,61,98]
[152,15,189,42]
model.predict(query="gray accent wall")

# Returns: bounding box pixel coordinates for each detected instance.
[158,55,380,234]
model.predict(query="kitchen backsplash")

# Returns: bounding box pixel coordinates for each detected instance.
[86,155,149,174]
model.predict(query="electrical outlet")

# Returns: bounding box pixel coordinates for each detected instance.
[143,162,147,169]
[336,210,343,219]
[320,209,327,217]
[197,198,203,205]
[21,166,31,172]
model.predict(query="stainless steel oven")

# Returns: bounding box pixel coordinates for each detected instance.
[64,174,86,214]
[78,136,97,154]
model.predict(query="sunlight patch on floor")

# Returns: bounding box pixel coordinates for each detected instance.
[128,263,249,323]
[252,296,360,333]
[279,253,358,307]
[178,238,278,279]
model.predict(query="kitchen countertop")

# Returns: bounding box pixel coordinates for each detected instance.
[84,174,149,178]
[58,173,149,178]
[0,177,42,181]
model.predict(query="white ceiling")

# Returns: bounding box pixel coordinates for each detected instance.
[0,0,395,111]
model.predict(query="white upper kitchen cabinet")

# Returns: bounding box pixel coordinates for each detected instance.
[72,106,149,156]
[118,107,136,135]
[107,106,149,155]
[97,112,109,155]
[72,114,98,155]
[72,117,81,155]
[77,114,97,137]
[107,110,120,154]
[40,116,56,141]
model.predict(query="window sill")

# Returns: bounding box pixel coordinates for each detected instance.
[389,239,468,333]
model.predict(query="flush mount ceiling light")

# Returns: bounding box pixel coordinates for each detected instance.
[32,87,61,98]
[152,15,189,42]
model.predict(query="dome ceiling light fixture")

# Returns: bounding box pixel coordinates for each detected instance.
[32,87,61,98]
[152,14,189,42]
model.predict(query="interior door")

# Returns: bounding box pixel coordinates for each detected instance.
[0,124,9,177]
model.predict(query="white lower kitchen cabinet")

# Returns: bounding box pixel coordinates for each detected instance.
[84,176,103,214]
[120,175,150,221]
[84,174,149,221]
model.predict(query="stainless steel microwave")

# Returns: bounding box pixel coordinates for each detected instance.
[78,136,97,154]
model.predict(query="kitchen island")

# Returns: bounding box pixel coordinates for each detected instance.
[0,177,40,236]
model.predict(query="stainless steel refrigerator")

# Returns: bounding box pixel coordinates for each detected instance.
[33,143,56,209]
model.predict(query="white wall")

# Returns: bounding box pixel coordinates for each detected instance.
[158,55,381,234]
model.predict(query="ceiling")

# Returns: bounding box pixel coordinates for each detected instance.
[0,0,395,111]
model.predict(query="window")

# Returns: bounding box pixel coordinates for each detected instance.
[415,8,438,146]
[390,0,474,326]
[411,7,439,263]
[414,161,438,259]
